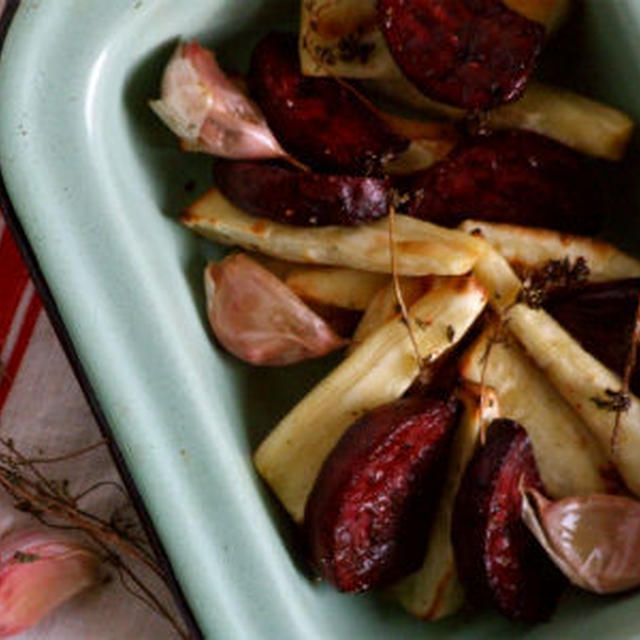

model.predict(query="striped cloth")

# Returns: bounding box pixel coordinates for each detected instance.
[0,215,42,410]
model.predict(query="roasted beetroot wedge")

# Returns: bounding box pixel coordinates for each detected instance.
[399,130,603,233]
[215,160,390,226]
[545,279,640,395]
[305,396,459,592]
[378,0,545,110]
[451,419,566,622]
[248,32,409,175]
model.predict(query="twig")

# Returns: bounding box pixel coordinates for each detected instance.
[0,435,190,637]
[301,36,387,119]
[109,552,189,640]
[15,440,107,465]
[73,480,128,503]
[282,154,311,173]
[0,468,161,577]
[1,438,59,496]
[387,203,425,372]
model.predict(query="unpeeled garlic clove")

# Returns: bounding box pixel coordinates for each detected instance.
[522,488,640,594]
[0,530,101,637]
[205,254,347,366]
[150,40,288,160]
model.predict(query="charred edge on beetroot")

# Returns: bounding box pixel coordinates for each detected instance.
[545,279,640,396]
[214,160,391,227]
[451,419,566,622]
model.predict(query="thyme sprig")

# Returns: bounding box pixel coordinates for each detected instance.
[518,256,590,309]
[0,437,189,639]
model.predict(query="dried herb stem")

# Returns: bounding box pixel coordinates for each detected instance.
[14,440,107,465]
[387,203,424,372]
[301,37,386,120]
[0,436,190,637]
[0,466,161,579]
[73,480,129,503]
[282,154,311,173]
[106,547,189,640]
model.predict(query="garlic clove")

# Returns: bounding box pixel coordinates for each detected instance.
[0,530,100,637]
[150,41,288,160]
[205,254,347,366]
[522,488,640,594]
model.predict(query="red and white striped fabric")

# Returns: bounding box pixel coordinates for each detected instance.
[0,216,42,410]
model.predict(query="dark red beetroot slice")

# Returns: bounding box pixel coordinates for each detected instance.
[545,279,640,396]
[215,160,389,226]
[378,0,545,110]
[451,419,566,622]
[399,130,603,234]
[248,32,409,175]
[305,396,459,592]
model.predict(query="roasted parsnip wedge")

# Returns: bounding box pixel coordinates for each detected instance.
[505,0,571,29]
[390,383,498,620]
[299,0,394,79]
[505,304,640,497]
[350,278,430,351]
[300,0,631,160]
[300,0,570,79]
[365,80,633,161]
[472,246,523,313]
[379,113,458,142]
[247,253,299,280]
[383,140,454,175]
[460,220,640,282]
[381,115,459,174]
[285,267,388,311]
[472,248,640,497]
[182,189,485,276]
[254,276,488,522]
[460,330,610,497]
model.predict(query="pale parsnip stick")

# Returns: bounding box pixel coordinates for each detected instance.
[254,276,488,522]
[459,220,640,282]
[182,189,485,277]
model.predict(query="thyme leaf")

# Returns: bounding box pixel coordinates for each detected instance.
[590,389,631,413]
[518,256,590,309]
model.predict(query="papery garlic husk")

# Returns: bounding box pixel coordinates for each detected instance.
[522,488,640,594]
[150,41,289,160]
[204,253,347,366]
[0,530,101,637]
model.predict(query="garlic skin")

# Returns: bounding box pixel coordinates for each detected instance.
[205,254,347,366]
[522,488,640,594]
[150,41,288,160]
[0,530,100,637]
